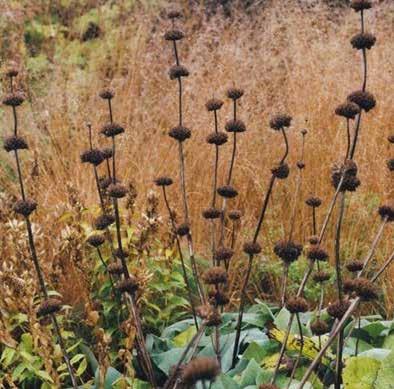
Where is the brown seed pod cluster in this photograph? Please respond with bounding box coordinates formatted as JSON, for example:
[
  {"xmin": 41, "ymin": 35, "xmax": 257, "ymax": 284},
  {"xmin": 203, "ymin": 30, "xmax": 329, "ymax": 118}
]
[
  {"xmin": 107, "ymin": 261, "xmax": 124, "ymax": 275},
  {"xmin": 286, "ymin": 296, "xmax": 308, "ymax": 313},
  {"xmin": 313, "ymin": 271, "xmax": 331, "ymax": 283},
  {"xmin": 226, "ymin": 87, "xmax": 244, "ymax": 100},
  {"xmin": 378, "ymin": 202, "xmax": 394, "ymax": 222},
  {"xmin": 217, "ymin": 185, "xmax": 238, "ymax": 199},
  {"xmin": 101, "ymin": 122, "xmax": 125, "ymax": 137},
  {"xmin": 307, "ymin": 246, "xmax": 329, "ymax": 262},
  {"xmin": 387, "ymin": 159, "xmax": 394, "ymax": 172},
  {"xmin": 2, "ymin": 92, "xmax": 25, "ymax": 107},
  {"xmin": 80, "ymin": 149, "xmax": 104, "ymax": 166},
  {"xmin": 269, "ymin": 114, "xmax": 292, "ymax": 130},
  {"xmin": 182, "ymin": 357, "xmax": 220, "ymax": 385},
  {"xmin": 164, "ymin": 29, "xmax": 185, "ymax": 41},
  {"xmin": 335, "ymin": 102, "xmax": 360, "ymax": 119},
  {"xmin": 176, "ymin": 222, "xmax": 190, "ymax": 236},
  {"xmin": 196, "ymin": 304, "xmax": 222, "ymax": 326},
  {"xmin": 208, "ymin": 290, "xmax": 229, "ymax": 306},
  {"xmin": 13, "ymin": 199, "xmax": 37, "ymax": 217},
  {"xmin": 351, "ymin": 32, "xmax": 376, "ymax": 50},
  {"xmin": 169, "ymin": 125, "xmax": 191, "ymax": 142},
  {"xmin": 108, "ymin": 183, "xmax": 128, "ymax": 199},
  {"xmin": 206, "ymin": 98, "xmax": 224, "ymax": 111},
  {"xmin": 347, "ymin": 90, "xmax": 376, "ymax": 112},
  {"xmin": 87, "ymin": 234, "xmax": 105, "ymax": 248},
  {"xmin": 327, "ymin": 299, "xmax": 351, "ymax": 319},
  {"xmin": 203, "ymin": 266, "xmax": 227, "ymax": 285},
  {"xmin": 116, "ymin": 276, "xmax": 139, "ymax": 294},
  {"xmin": 94, "ymin": 214, "xmax": 115, "ymax": 230},
  {"xmin": 243, "ymin": 241, "xmax": 262, "ymax": 255},
  {"xmin": 310, "ymin": 319, "xmax": 329, "ymax": 336},
  {"xmin": 346, "ymin": 260, "xmax": 364, "ymax": 273},
  {"xmin": 154, "ymin": 176, "xmax": 173, "ymax": 187},
  {"xmin": 228, "ymin": 210, "xmax": 242, "ymax": 221},
  {"xmin": 305, "ymin": 196, "xmax": 322, "ymax": 208},
  {"xmin": 206, "ymin": 132, "xmax": 228, "ymax": 146},
  {"xmin": 202, "ymin": 207, "xmax": 222, "ymax": 219},
  {"xmin": 214, "ymin": 247, "xmax": 234, "ymax": 262},
  {"xmin": 273, "ymin": 240, "xmax": 303, "ymax": 264},
  {"xmin": 99, "ymin": 88, "xmax": 115, "ymax": 100},
  {"xmin": 352, "ymin": 278, "xmax": 378, "ymax": 301},
  {"xmin": 169, "ymin": 65, "xmax": 190, "ymax": 80},
  {"xmin": 350, "ymin": 0, "xmax": 372, "ymax": 12},
  {"xmin": 37, "ymin": 298, "xmax": 62, "ymax": 317},
  {"xmin": 331, "ymin": 160, "xmax": 361, "ymax": 192},
  {"xmin": 271, "ymin": 162, "xmax": 290, "ymax": 179},
  {"xmin": 225, "ymin": 119, "xmax": 246, "ymax": 133},
  {"xmin": 3, "ymin": 135, "xmax": 29, "ymax": 152}
]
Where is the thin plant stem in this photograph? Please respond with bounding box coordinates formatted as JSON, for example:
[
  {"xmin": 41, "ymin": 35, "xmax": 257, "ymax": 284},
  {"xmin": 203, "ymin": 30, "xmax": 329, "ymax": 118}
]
[
  {"xmin": 334, "ymin": 192, "xmax": 346, "ymax": 301},
  {"xmin": 286, "ymin": 313, "xmax": 304, "ymax": 389},
  {"xmin": 280, "ymin": 264, "xmax": 289, "ymax": 307},
  {"xmin": 345, "ymin": 118, "xmax": 351, "ymax": 161}
]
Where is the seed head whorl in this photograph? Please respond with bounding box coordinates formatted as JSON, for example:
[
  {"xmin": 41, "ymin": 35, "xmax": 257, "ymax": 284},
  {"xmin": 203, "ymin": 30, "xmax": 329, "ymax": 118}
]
[
  {"xmin": 214, "ymin": 247, "xmax": 234, "ymax": 262},
  {"xmin": 350, "ymin": 0, "xmax": 372, "ymax": 12},
  {"xmin": 217, "ymin": 185, "xmax": 238, "ymax": 199},
  {"xmin": 169, "ymin": 65, "xmax": 190, "ymax": 80},
  {"xmin": 182, "ymin": 357, "xmax": 220, "ymax": 385},
  {"xmin": 225, "ymin": 119, "xmax": 246, "ymax": 133},
  {"xmin": 154, "ymin": 176, "xmax": 173, "ymax": 187},
  {"xmin": 335, "ymin": 102, "xmax": 360, "ymax": 119},
  {"xmin": 305, "ymin": 196, "xmax": 322, "ymax": 208},
  {"xmin": 3, "ymin": 135, "xmax": 28, "ymax": 152},
  {"xmin": 99, "ymin": 176, "xmax": 112, "ymax": 190},
  {"xmin": 228, "ymin": 210, "xmax": 242, "ymax": 221},
  {"xmin": 388, "ymin": 135, "xmax": 394, "ymax": 144},
  {"xmin": 274, "ymin": 240, "xmax": 303, "ymax": 264},
  {"xmin": 308, "ymin": 235, "xmax": 319, "ymax": 245},
  {"xmin": 307, "ymin": 246, "xmax": 329, "ymax": 262},
  {"xmin": 351, "ymin": 32, "xmax": 376, "ymax": 50},
  {"xmin": 86, "ymin": 234, "xmax": 105, "ymax": 248},
  {"xmin": 353, "ymin": 278, "xmax": 378, "ymax": 301},
  {"xmin": 99, "ymin": 88, "xmax": 115, "ymax": 100},
  {"xmin": 108, "ymin": 183, "xmax": 128, "ymax": 199},
  {"xmin": 226, "ymin": 87, "xmax": 244, "ymax": 100},
  {"xmin": 37, "ymin": 298, "xmax": 62, "ymax": 317},
  {"xmin": 313, "ymin": 271, "xmax": 331, "ymax": 283},
  {"xmin": 202, "ymin": 207, "xmax": 222, "ymax": 219},
  {"xmin": 107, "ymin": 261, "xmax": 124, "ymax": 275},
  {"xmin": 208, "ymin": 290, "xmax": 229, "ymax": 306},
  {"xmin": 269, "ymin": 114, "xmax": 292, "ymax": 130},
  {"xmin": 343, "ymin": 278, "xmax": 357, "ymax": 295},
  {"xmin": 347, "ymin": 90, "xmax": 376, "ymax": 112},
  {"xmin": 116, "ymin": 276, "xmax": 139, "ymax": 294},
  {"xmin": 310, "ymin": 319, "xmax": 329, "ymax": 336},
  {"xmin": 327, "ymin": 299, "xmax": 351, "ymax": 319},
  {"xmin": 101, "ymin": 122, "xmax": 125, "ymax": 137},
  {"xmin": 164, "ymin": 29, "xmax": 185, "ymax": 41},
  {"xmin": 2, "ymin": 91, "xmax": 25, "ymax": 107},
  {"xmin": 203, "ymin": 266, "xmax": 227, "ymax": 285},
  {"xmin": 387, "ymin": 159, "xmax": 394, "ymax": 172},
  {"xmin": 331, "ymin": 161, "xmax": 361, "ymax": 192},
  {"xmin": 378, "ymin": 202, "xmax": 394, "ymax": 222},
  {"xmin": 286, "ymin": 296, "xmax": 308, "ymax": 313},
  {"xmin": 206, "ymin": 132, "xmax": 228, "ymax": 146},
  {"xmin": 271, "ymin": 162, "xmax": 290, "ymax": 179},
  {"xmin": 176, "ymin": 222, "xmax": 190, "ymax": 236},
  {"xmin": 114, "ymin": 248, "xmax": 129, "ymax": 259},
  {"xmin": 94, "ymin": 214, "xmax": 115, "ymax": 230},
  {"xmin": 80, "ymin": 149, "xmax": 104, "ymax": 166},
  {"xmin": 13, "ymin": 199, "xmax": 37, "ymax": 217},
  {"xmin": 297, "ymin": 161, "xmax": 305, "ymax": 170},
  {"xmin": 346, "ymin": 260, "xmax": 364, "ymax": 272},
  {"xmin": 5, "ymin": 64, "xmax": 19, "ymax": 78},
  {"xmin": 243, "ymin": 241, "xmax": 262, "ymax": 255},
  {"xmin": 101, "ymin": 147, "xmax": 113, "ymax": 159},
  {"xmin": 167, "ymin": 8, "xmax": 182, "ymax": 19},
  {"xmin": 206, "ymin": 98, "xmax": 224, "ymax": 111},
  {"xmin": 169, "ymin": 125, "xmax": 191, "ymax": 142}
]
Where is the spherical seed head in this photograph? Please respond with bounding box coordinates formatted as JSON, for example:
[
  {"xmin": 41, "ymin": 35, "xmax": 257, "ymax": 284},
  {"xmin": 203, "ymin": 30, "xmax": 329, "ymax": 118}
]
[
  {"xmin": 307, "ymin": 246, "xmax": 329, "ymax": 262},
  {"xmin": 107, "ymin": 261, "xmax": 124, "ymax": 275},
  {"xmin": 343, "ymin": 278, "xmax": 357, "ymax": 295},
  {"xmin": 169, "ymin": 65, "xmax": 190, "ymax": 80},
  {"xmin": 101, "ymin": 147, "xmax": 113, "ymax": 159},
  {"xmin": 206, "ymin": 98, "xmax": 224, "ymax": 111},
  {"xmin": 308, "ymin": 235, "xmax": 319, "ymax": 245},
  {"xmin": 116, "ymin": 276, "xmax": 139, "ymax": 294},
  {"xmin": 274, "ymin": 240, "xmax": 303, "ymax": 264},
  {"xmin": 271, "ymin": 162, "xmax": 290, "ymax": 179},
  {"xmin": 310, "ymin": 319, "xmax": 329, "ymax": 336},
  {"xmin": 94, "ymin": 214, "xmax": 115, "ymax": 230},
  {"xmin": 114, "ymin": 248, "xmax": 129, "ymax": 259},
  {"xmin": 217, "ymin": 185, "xmax": 238, "ymax": 199},
  {"xmin": 154, "ymin": 176, "xmax": 173, "ymax": 187},
  {"xmin": 206, "ymin": 132, "xmax": 228, "ymax": 146},
  {"xmin": 101, "ymin": 122, "xmax": 125, "ymax": 137},
  {"xmin": 202, "ymin": 207, "xmax": 222, "ymax": 219},
  {"xmin": 167, "ymin": 8, "xmax": 182, "ymax": 19},
  {"xmin": 305, "ymin": 196, "xmax": 322, "ymax": 208},
  {"xmin": 335, "ymin": 102, "xmax": 360, "ymax": 119},
  {"xmin": 203, "ymin": 266, "xmax": 227, "ymax": 285},
  {"xmin": 196, "ymin": 304, "xmax": 222, "ymax": 326},
  {"xmin": 353, "ymin": 278, "xmax": 378, "ymax": 301},
  {"xmin": 243, "ymin": 241, "xmax": 262, "ymax": 255},
  {"xmin": 327, "ymin": 299, "xmax": 351, "ymax": 319},
  {"xmin": 228, "ymin": 210, "xmax": 242, "ymax": 221},
  {"xmin": 99, "ymin": 176, "xmax": 112, "ymax": 190},
  {"xmin": 2, "ymin": 92, "xmax": 25, "ymax": 107},
  {"xmin": 297, "ymin": 161, "xmax": 305, "ymax": 170},
  {"xmin": 37, "ymin": 298, "xmax": 62, "ymax": 317},
  {"xmin": 169, "ymin": 125, "xmax": 191, "ymax": 142},
  {"xmin": 182, "ymin": 357, "xmax": 220, "ymax": 385},
  {"xmin": 387, "ymin": 159, "xmax": 394, "ymax": 172},
  {"xmin": 214, "ymin": 247, "xmax": 234, "ymax": 262},
  {"xmin": 331, "ymin": 161, "xmax": 361, "ymax": 192},
  {"xmin": 99, "ymin": 88, "xmax": 114, "ymax": 100},
  {"xmin": 351, "ymin": 32, "xmax": 376, "ymax": 50},
  {"xmin": 350, "ymin": 0, "xmax": 372, "ymax": 12},
  {"xmin": 86, "ymin": 234, "xmax": 105, "ymax": 248},
  {"xmin": 3, "ymin": 135, "xmax": 28, "ymax": 152},
  {"xmin": 176, "ymin": 222, "xmax": 190, "ymax": 236},
  {"xmin": 313, "ymin": 271, "xmax": 331, "ymax": 283},
  {"xmin": 269, "ymin": 114, "xmax": 292, "ymax": 130},
  {"xmin": 108, "ymin": 183, "xmax": 128, "ymax": 199},
  {"xmin": 226, "ymin": 87, "xmax": 244, "ymax": 100},
  {"xmin": 13, "ymin": 199, "xmax": 37, "ymax": 217},
  {"xmin": 80, "ymin": 149, "xmax": 104, "ymax": 166},
  {"xmin": 286, "ymin": 296, "xmax": 308, "ymax": 314},
  {"xmin": 378, "ymin": 202, "xmax": 394, "ymax": 222},
  {"xmin": 208, "ymin": 290, "xmax": 229, "ymax": 306},
  {"xmin": 225, "ymin": 119, "xmax": 246, "ymax": 133},
  {"xmin": 5, "ymin": 63, "xmax": 19, "ymax": 78},
  {"xmin": 346, "ymin": 260, "xmax": 364, "ymax": 272},
  {"xmin": 388, "ymin": 135, "xmax": 394, "ymax": 144},
  {"xmin": 347, "ymin": 90, "xmax": 376, "ymax": 112},
  {"xmin": 164, "ymin": 29, "xmax": 185, "ymax": 41}
]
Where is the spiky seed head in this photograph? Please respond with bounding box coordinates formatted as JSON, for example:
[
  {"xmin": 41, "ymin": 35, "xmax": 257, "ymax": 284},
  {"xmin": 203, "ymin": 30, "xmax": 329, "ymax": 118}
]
[
  {"xmin": 86, "ymin": 234, "xmax": 105, "ymax": 248},
  {"xmin": 307, "ymin": 246, "xmax": 329, "ymax": 262},
  {"xmin": 217, "ymin": 185, "xmax": 238, "ymax": 199},
  {"xmin": 228, "ymin": 210, "xmax": 242, "ymax": 220},
  {"xmin": 80, "ymin": 149, "xmax": 104, "ymax": 166},
  {"xmin": 208, "ymin": 290, "xmax": 229, "ymax": 306},
  {"xmin": 327, "ymin": 299, "xmax": 351, "ymax": 319},
  {"xmin": 274, "ymin": 240, "xmax": 303, "ymax": 263},
  {"xmin": 108, "ymin": 183, "xmax": 128, "ymax": 199},
  {"xmin": 351, "ymin": 32, "xmax": 376, "ymax": 50},
  {"xmin": 297, "ymin": 161, "xmax": 305, "ymax": 170},
  {"xmin": 164, "ymin": 29, "xmax": 185, "ymax": 41},
  {"xmin": 196, "ymin": 304, "xmax": 222, "ymax": 326},
  {"xmin": 206, "ymin": 98, "xmax": 224, "ymax": 111},
  {"xmin": 353, "ymin": 278, "xmax": 378, "ymax": 301},
  {"xmin": 350, "ymin": 0, "xmax": 372, "ymax": 12},
  {"xmin": 388, "ymin": 135, "xmax": 394, "ymax": 144},
  {"xmin": 346, "ymin": 260, "xmax": 364, "ymax": 272},
  {"xmin": 182, "ymin": 357, "xmax": 220, "ymax": 385},
  {"xmin": 203, "ymin": 266, "xmax": 227, "ymax": 285},
  {"xmin": 116, "ymin": 276, "xmax": 139, "ymax": 294},
  {"xmin": 3, "ymin": 135, "xmax": 28, "ymax": 152},
  {"xmin": 347, "ymin": 90, "xmax": 376, "ymax": 112},
  {"xmin": 37, "ymin": 298, "xmax": 62, "ymax": 317},
  {"xmin": 13, "ymin": 199, "xmax": 37, "ymax": 217},
  {"xmin": 243, "ymin": 241, "xmax": 262, "ymax": 255},
  {"xmin": 387, "ymin": 159, "xmax": 394, "ymax": 171},
  {"xmin": 169, "ymin": 125, "xmax": 191, "ymax": 142},
  {"xmin": 271, "ymin": 162, "xmax": 290, "ymax": 179},
  {"xmin": 206, "ymin": 132, "xmax": 228, "ymax": 146},
  {"xmin": 343, "ymin": 159, "xmax": 358, "ymax": 176},
  {"xmin": 101, "ymin": 122, "xmax": 125, "ymax": 137},
  {"xmin": 176, "ymin": 223, "xmax": 190, "ymax": 236},
  {"xmin": 169, "ymin": 65, "xmax": 189, "ymax": 80},
  {"xmin": 99, "ymin": 176, "xmax": 112, "ymax": 190},
  {"xmin": 107, "ymin": 261, "xmax": 124, "ymax": 275},
  {"xmin": 335, "ymin": 102, "xmax": 360, "ymax": 119},
  {"xmin": 269, "ymin": 114, "xmax": 292, "ymax": 130},
  {"xmin": 378, "ymin": 202, "xmax": 394, "ymax": 222},
  {"xmin": 5, "ymin": 64, "xmax": 19, "ymax": 78},
  {"xmin": 226, "ymin": 87, "xmax": 244, "ymax": 100},
  {"xmin": 331, "ymin": 161, "xmax": 361, "ymax": 192},
  {"xmin": 214, "ymin": 247, "xmax": 234, "ymax": 262},
  {"xmin": 310, "ymin": 319, "xmax": 329, "ymax": 336},
  {"xmin": 305, "ymin": 196, "xmax": 322, "ymax": 208},
  {"xmin": 343, "ymin": 278, "xmax": 357, "ymax": 295},
  {"xmin": 202, "ymin": 207, "xmax": 222, "ymax": 219},
  {"xmin": 286, "ymin": 296, "xmax": 308, "ymax": 313},
  {"xmin": 101, "ymin": 147, "xmax": 113, "ymax": 159},
  {"xmin": 2, "ymin": 92, "xmax": 25, "ymax": 107},
  {"xmin": 225, "ymin": 119, "xmax": 246, "ymax": 133},
  {"xmin": 114, "ymin": 248, "xmax": 129, "ymax": 259},
  {"xmin": 154, "ymin": 176, "xmax": 173, "ymax": 186},
  {"xmin": 99, "ymin": 88, "xmax": 114, "ymax": 100},
  {"xmin": 94, "ymin": 214, "xmax": 115, "ymax": 230},
  {"xmin": 313, "ymin": 271, "xmax": 331, "ymax": 283},
  {"xmin": 167, "ymin": 9, "xmax": 182, "ymax": 19}
]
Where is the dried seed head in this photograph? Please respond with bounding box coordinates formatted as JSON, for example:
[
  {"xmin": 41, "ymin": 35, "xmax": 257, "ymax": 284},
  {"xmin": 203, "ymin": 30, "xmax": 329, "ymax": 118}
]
[
  {"xmin": 225, "ymin": 119, "xmax": 246, "ymax": 133},
  {"xmin": 99, "ymin": 88, "xmax": 114, "ymax": 100},
  {"xmin": 214, "ymin": 247, "xmax": 234, "ymax": 262},
  {"xmin": 176, "ymin": 222, "xmax": 190, "ymax": 236},
  {"xmin": 343, "ymin": 278, "xmax": 357, "ymax": 295},
  {"xmin": 108, "ymin": 183, "xmax": 128, "ymax": 199},
  {"xmin": 305, "ymin": 196, "xmax": 322, "ymax": 208},
  {"xmin": 107, "ymin": 261, "xmax": 124, "ymax": 275},
  {"xmin": 169, "ymin": 65, "xmax": 190, "ymax": 80},
  {"xmin": 269, "ymin": 114, "xmax": 292, "ymax": 130},
  {"xmin": 297, "ymin": 161, "xmax": 305, "ymax": 170},
  {"xmin": 116, "ymin": 276, "xmax": 139, "ymax": 294},
  {"xmin": 308, "ymin": 235, "xmax": 319, "ymax": 245},
  {"xmin": 327, "ymin": 299, "xmax": 351, "ymax": 319},
  {"xmin": 94, "ymin": 214, "xmax": 115, "ymax": 230},
  {"xmin": 2, "ymin": 92, "xmax": 25, "ymax": 107},
  {"xmin": 274, "ymin": 240, "xmax": 303, "ymax": 263},
  {"xmin": 37, "ymin": 298, "xmax": 62, "ymax": 317},
  {"xmin": 352, "ymin": 278, "xmax": 378, "ymax": 301},
  {"xmin": 167, "ymin": 9, "xmax": 182, "ymax": 19},
  {"xmin": 3, "ymin": 135, "xmax": 28, "ymax": 152},
  {"xmin": 347, "ymin": 90, "xmax": 376, "ymax": 112},
  {"xmin": 101, "ymin": 147, "xmax": 113, "ymax": 159},
  {"xmin": 203, "ymin": 266, "xmax": 227, "ymax": 285},
  {"xmin": 101, "ymin": 122, "xmax": 125, "ymax": 137},
  {"xmin": 182, "ymin": 357, "xmax": 220, "ymax": 385},
  {"xmin": 114, "ymin": 248, "xmax": 129, "ymax": 259},
  {"xmin": 271, "ymin": 162, "xmax": 290, "ymax": 179},
  {"xmin": 86, "ymin": 234, "xmax": 105, "ymax": 248},
  {"xmin": 388, "ymin": 135, "xmax": 394, "ymax": 144},
  {"xmin": 351, "ymin": 32, "xmax": 376, "ymax": 50},
  {"xmin": 346, "ymin": 260, "xmax": 364, "ymax": 272},
  {"xmin": 307, "ymin": 246, "xmax": 329, "ymax": 262},
  {"xmin": 226, "ymin": 87, "xmax": 244, "ymax": 100},
  {"xmin": 335, "ymin": 102, "xmax": 360, "ymax": 119},
  {"xmin": 206, "ymin": 98, "xmax": 224, "ymax": 111},
  {"xmin": 154, "ymin": 176, "xmax": 173, "ymax": 187},
  {"xmin": 13, "ymin": 199, "xmax": 37, "ymax": 217},
  {"xmin": 228, "ymin": 210, "xmax": 242, "ymax": 220},
  {"xmin": 206, "ymin": 131, "xmax": 228, "ymax": 146},
  {"xmin": 387, "ymin": 159, "xmax": 394, "ymax": 171},
  {"xmin": 310, "ymin": 319, "xmax": 329, "ymax": 336},
  {"xmin": 313, "ymin": 271, "xmax": 331, "ymax": 283},
  {"xmin": 243, "ymin": 241, "xmax": 262, "ymax": 255},
  {"xmin": 217, "ymin": 185, "xmax": 238, "ymax": 199},
  {"xmin": 99, "ymin": 176, "xmax": 112, "ymax": 190},
  {"xmin": 202, "ymin": 207, "xmax": 222, "ymax": 219},
  {"xmin": 80, "ymin": 149, "xmax": 104, "ymax": 166},
  {"xmin": 5, "ymin": 64, "xmax": 19, "ymax": 78},
  {"xmin": 350, "ymin": 0, "xmax": 372, "ymax": 12},
  {"xmin": 196, "ymin": 304, "xmax": 222, "ymax": 326},
  {"xmin": 378, "ymin": 202, "xmax": 394, "ymax": 222},
  {"xmin": 164, "ymin": 29, "xmax": 185, "ymax": 41},
  {"xmin": 331, "ymin": 161, "xmax": 361, "ymax": 192},
  {"xmin": 208, "ymin": 290, "xmax": 229, "ymax": 306},
  {"xmin": 169, "ymin": 125, "xmax": 191, "ymax": 142},
  {"xmin": 286, "ymin": 296, "xmax": 308, "ymax": 313}
]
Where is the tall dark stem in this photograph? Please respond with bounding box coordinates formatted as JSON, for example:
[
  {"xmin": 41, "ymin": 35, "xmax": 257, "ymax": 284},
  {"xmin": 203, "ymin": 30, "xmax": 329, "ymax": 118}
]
[{"xmin": 286, "ymin": 313, "xmax": 304, "ymax": 388}]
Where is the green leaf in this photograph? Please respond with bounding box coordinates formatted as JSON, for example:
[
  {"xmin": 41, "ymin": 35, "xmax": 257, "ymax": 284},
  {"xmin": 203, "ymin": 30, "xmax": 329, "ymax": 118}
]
[
  {"xmin": 172, "ymin": 325, "xmax": 196, "ymax": 347},
  {"xmin": 76, "ymin": 358, "xmax": 87, "ymax": 376},
  {"xmin": 359, "ymin": 348, "xmax": 391, "ymax": 361},
  {"xmin": 79, "ymin": 343, "xmax": 99, "ymax": 374},
  {"xmin": 36, "ymin": 369, "xmax": 54, "ymax": 383},
  {"xmin": 239, "ymin": 359, "xmax": 262, "ymax": 386},
  {"xmin": 104, "ymin": 366, "xmax": 123, "ymax": 388},
  {"xmin": 211, "ymin": 373, "xmax": 241, "ymax": 389},
  {"xmin": 362, "ymin": 322, "xmax": 387, "ymax": 339},
  {"xmin": 342, "ymin": 356, "xmax": 381, "ymax": 389},
  {"xmin": 1, "ymin": 347, "xmax": 16, "ymax": 368},
  {"xmin": 375, "ymin": 351, "xmax": 394, "ymax": 388},
  {"xmin": 20, "ymin": 333, "xmax": 33, "ymax": 354},
  {"xmin": 151, "ymin": 348, "xmax": 184, "ymax": 375}
]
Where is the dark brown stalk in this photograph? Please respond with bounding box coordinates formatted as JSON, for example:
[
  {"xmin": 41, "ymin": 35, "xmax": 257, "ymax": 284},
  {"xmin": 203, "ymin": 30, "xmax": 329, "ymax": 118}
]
[
  {"xmin": 280, "ymin": 264, "xmax": 289, "ymax": 307},
  {"xmin": 345, "ymin": 118, "xmax": 351, "ymax": 161},
  {"xmin": 286, "ymin": 313, "xmax": 304, "ymax": 389}
]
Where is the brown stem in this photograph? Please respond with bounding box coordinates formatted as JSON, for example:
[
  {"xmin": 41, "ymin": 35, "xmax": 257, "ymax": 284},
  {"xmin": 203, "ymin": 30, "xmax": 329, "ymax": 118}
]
[
  {"xmin": 286, "ymin": 313, "xmax": 304, "ymax": 389},
  {"xmin": 334, "ymin": 192, "xmax": 346, "ymax": 301},
  {"xmin": 280, "ymin": 263, "xmax": 289, "ymax": 307}
]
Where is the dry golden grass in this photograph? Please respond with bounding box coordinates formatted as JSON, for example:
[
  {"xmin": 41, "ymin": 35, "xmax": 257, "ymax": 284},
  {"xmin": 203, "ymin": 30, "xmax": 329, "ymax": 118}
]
[{"xmin": 1, "ymin": 1, "xmax": 393, "ymax": 309}]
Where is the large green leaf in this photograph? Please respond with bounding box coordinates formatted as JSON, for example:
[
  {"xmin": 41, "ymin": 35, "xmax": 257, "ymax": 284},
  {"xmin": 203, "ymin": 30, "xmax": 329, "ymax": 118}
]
[
  {"xmin": 343, "ymin": 356, "xmax": 381, "ymax": 389},
  {"xmin": 211, "ymin": 373, "xmax": 240, "ymax": 389},
  {"xmin": 375, "ymin": 351, "xmax": 394, "ymax": 388},
  {"xmin": 238, "ymin": 359, "xmax": 262, "ymax": 386},
  {"xmin": 172, "ymin": 325, "xmax": 196, "ymax": 347}
]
